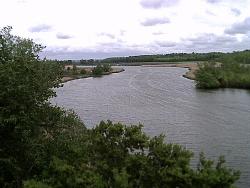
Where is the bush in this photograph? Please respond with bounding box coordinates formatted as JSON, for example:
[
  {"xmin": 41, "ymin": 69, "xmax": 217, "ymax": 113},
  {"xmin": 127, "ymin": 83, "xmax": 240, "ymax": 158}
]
[
  {"xmin": 80, "ymin": 68, "xmax": 87, "ymax": 74},
  {"xmin": 195, "ymin": 62, "xmax": 250, "ymax": 89},
  {"xmin": 92, "ymin": 64, "xmax": 104, "ymax": 76},
  {"xmin": 72, "ymin": 65, "xmax": 78, "ymax": 75},
  {"xmin": 102, "ymin": 64, "xmax": 111, "ymax": 72},
  {"xmin": 85, "ymin": 121, "xmax": 240, "ymax": 188},
  {"xmin": 92, "ymin": 64, "xmax": 112, "ymax": 76}
]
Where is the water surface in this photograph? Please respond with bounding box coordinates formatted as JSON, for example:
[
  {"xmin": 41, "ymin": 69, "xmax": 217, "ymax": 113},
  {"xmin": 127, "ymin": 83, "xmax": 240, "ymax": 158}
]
[{"xmin": 53, "ymin": 66, "xmax": 250, "ymax": 187}]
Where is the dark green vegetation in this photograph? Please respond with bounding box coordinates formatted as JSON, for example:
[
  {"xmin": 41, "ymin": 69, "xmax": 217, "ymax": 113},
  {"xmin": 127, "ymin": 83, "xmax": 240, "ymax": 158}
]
[
  {"xmin": 220, "ymin": 50, "xmax": 250, "ymax": 64},
  {"xmin": 100, "ymin": 53, "xmax": 222, "ymax": 64},
  {"xmin": 63, "ymin": 65, "xmax": 90, "ymax": 79},
  {"xmin": 57, "ymin": 50, "xmax": 250, "ymax": 67},
  {"xmin": 99, "ymin": 50, "xmax": 250, "ymax": 65},
  {"xmin": 0, "ymin": 26, "xmax": 240, "ymax": 187},
  {"xmin": 195, "ymin": 61, "xmax": 250, "ymax": 89},
  {"xmin": 63, "ymin": 64, "xmax": 112, "ymax": 80},
  {"xmin": 63, "ymin": 53, "xmax": 222, "ymax": 66},
  {"xmin": 92, "ymin": 64, "xmax": 112, "ymax": 76}
]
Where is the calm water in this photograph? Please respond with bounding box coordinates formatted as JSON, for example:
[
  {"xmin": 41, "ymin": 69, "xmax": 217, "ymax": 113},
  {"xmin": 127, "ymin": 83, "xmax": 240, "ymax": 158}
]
[{"xmin": 53, "ymin": 66, "xmax": 250, "ymax": 187}]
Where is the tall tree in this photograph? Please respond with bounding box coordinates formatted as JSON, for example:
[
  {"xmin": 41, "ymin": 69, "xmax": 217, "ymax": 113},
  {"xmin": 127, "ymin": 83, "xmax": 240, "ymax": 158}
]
[{"xmin": 0, "ymin": 26, "xmax": 63, "ymax": 187}]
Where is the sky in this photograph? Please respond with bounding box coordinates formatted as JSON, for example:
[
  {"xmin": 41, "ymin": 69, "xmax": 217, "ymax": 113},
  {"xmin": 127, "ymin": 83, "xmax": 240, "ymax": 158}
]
[{"xmin": 1, "ymin": 0, "xmax": 250, "ymax": 59}]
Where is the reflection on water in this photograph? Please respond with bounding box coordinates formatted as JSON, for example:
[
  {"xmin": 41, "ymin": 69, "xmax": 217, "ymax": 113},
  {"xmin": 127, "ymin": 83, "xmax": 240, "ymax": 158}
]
[{"xmin": 53, "ymin": 66, "xmax": 250, "ymax": 187}]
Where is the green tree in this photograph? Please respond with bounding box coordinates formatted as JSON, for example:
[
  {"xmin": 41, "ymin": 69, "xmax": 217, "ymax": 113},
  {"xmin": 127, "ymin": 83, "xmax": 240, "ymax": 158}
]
[
  {"xmin": 92, "ymin": 64, "xmax": 104, "ymax": 76},
  {"xmin": 0, "ymin": 26, "xmax": 63, "ymax": 187},
  {"xmin": 80, "ymin": 68, "xmax": 87, "ymax": 74},
  {"xmin": 85, "ymin": 121, "xmax": 240, "ymax": 188},
  {"xmin": 195, "ymin": 61, "xmax": 250, "ymax": 89},
  {"xmin": 72, "ymin": 64, "xmax": 77, "ymax": 75},
  {"xmin": 102, "ymin": 64, "xmax": 111, "ymax": 72}
]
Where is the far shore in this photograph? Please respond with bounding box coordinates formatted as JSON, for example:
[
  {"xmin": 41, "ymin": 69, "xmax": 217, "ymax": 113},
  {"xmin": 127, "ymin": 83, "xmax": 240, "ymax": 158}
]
[
  {"xmin": 142, "ymin": 63, "xmax": 199, "ymax": 80},
  {"xmin": 62, "ymin": 63, "xmax": 198, "ymax": 83},
  {"xmin": 62, "ymin": 67, "xmax": 125, "ymax": 83}
]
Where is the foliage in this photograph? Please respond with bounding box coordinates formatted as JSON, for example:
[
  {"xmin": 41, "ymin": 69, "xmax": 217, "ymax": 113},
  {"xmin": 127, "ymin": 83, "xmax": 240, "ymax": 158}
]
[
  {"xmin": 82, "ymin": 121, "xmax": 240, "ymax": 188},
  {"xmin": 102, "ymin": 64, "xmax": 111, "ymax": 72},
  {"xmin": 24, "ymin": 180, "xmax": 52, "ymax": 188},
  {"xmin": 219, "ymin": 50, "xmax": 250, "ymax": 64},
  {"xmin": 99, "ymin": 52, "xmax": 223, "ymax": 64},
  {"xmin": 92, "ymin": 64, "xmax": 112, "ymax": 76},
  {"xmin": 55, "ymin": 50, "xmax": 250, "ymax": 66},
  {"xmin": 80, "ymin": 68, "xmax": 87, "ymax": 74},
  {"xmin": 0, "ymin": 26, "xmax": 63, "ymax": 187},
  {"xmin": 92, "ymin": 64, "xmax": 104, "ymax": 76},
  {"xmin": 100, "ymin": 51, "xmax": 250, "ymax": 65},
  {"xmin": 72, "ymin": 64, "xmax": 77, "ymax": 75},
  {"xmin": 0, "ymin": 26, "xmax": 240, "ymax": 187},
  {"xmin": 195, "ymin": 62, "xmax": 250, "ymax": 89},
  {"xmin": 24, "ymin": 120, "xmax": 239, "ymax": 188}
]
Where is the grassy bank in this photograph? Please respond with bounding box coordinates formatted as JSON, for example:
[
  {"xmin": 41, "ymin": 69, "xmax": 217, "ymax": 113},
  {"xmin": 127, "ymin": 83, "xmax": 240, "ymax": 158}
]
[{"xmin": 195, "ymin": 62, "xmax": 250, "ymax": 89}]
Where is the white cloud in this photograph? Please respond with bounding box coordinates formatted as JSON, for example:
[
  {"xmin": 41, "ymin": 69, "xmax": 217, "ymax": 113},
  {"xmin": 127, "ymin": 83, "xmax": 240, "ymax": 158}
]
[
  {"xmin": 156, "ymin": 41, "xmax": 176, "ymax": 47},
  {"xmin": 56, "ymin": 33, "xmax": 73, "ymax": 39},
  {"xmin": 231, "ymin": 8, "xmax": 241, "ymax": 16},
  {"xmin": 98, "ymin": 32, "xmax": 116, "ymax": 39},
  {"xmin": 140, "ymin": 0, "xmax": 179, "ymax": 9},
  {"xmin": 141, "ymin": 17, "xmax": 170, "ymax": 26},
  {"xmin": 225, "ymin": 17, "xmax": 250, "ymax": 35},
  {"xmin": 206, "ymin": 0, "xmax": 221, "ymax": 4},
  {"xmin": 0, "ymin": 0, "xmax": 250, "ymax": 59},
  {"xmin": 29, "ymin": 24, "xmax": 52, "ymax": 33}
]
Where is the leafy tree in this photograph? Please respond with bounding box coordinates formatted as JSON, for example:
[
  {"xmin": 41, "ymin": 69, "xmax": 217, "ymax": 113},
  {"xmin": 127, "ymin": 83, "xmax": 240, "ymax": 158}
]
[
  {"xmin": 92, "ymin": 64, "xmax": 104, "ymax": 76},
  {"xmin": 195, "ymin": 62, "xmax": 250, "ymax": 89},
  {"xmin": 92, "ymin": 64, "xmax": 112, "ymax": 76},
  {"xmin": 83, "ymin": 121, "xmax": 240, "ymax": 188},
  {"xmin": 102, "ymin": 64, "xmax": 111, "ymax": 72},
  {"xmin": 80, "ymin": 68, "xmax": 87, "ymax": 74},
  {"xmin": 72, "ymin": 64, "xmax": 77, "ymax": 75},
  {"xmin": 0, "ymin": 26, "xmax": 63, "ymax": 187}
]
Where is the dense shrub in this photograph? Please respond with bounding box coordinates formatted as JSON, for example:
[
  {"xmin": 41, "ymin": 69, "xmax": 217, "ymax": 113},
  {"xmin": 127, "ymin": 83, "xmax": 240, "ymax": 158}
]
[
  {"xmin": 195, "ymin": 62, "xmax": 250, "ymax": 89},
  {"xmin": 92, "ymin": 64, "xmax": 112, "ymax": 76},
  {"xmin": 80, "ymin": 68, "xmax": 87, "ymax": 74}
]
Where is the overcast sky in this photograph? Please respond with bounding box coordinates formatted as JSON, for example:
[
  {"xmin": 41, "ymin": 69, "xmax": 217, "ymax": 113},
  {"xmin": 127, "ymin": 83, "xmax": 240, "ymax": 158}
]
[{"xmin": 1, "ymin": 0, "xmax": 250, "ymax": 59}]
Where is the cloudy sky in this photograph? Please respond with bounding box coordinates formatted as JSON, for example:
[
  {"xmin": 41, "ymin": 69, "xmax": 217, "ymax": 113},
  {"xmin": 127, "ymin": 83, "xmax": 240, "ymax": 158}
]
[{"xmin": 1, "ymin": 0, "xmax": 250, "ymax": 59}]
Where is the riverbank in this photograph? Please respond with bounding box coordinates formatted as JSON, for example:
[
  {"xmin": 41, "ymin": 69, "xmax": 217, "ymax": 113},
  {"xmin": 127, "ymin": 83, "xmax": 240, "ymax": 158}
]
[
  {"xmin": 142, "ymin": 63, "xmax": 199, "ymax": 80},
  {"xmin": 62, "ymin": 67, "xmax": 125, "ymax": 83}
]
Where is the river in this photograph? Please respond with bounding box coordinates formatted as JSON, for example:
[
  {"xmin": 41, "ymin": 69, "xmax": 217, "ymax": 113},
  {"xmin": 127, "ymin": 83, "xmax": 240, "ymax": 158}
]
[{"xmin": 53, "ymin": 66, "xmax": 250, "ymax": 187}]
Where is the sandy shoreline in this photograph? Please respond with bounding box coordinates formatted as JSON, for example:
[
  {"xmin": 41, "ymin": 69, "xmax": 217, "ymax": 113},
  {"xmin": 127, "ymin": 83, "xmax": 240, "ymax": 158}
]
[
  {"xmin": 62, "ymin": 67, "xmax": 125, "ymax": 83},
  {"xmin": 62, "ymin": 63, "xmax": 198, "ymax": 83},
  {"xmin": 142, "ymin": 63, "xmax": 199, "ymax": 80}
]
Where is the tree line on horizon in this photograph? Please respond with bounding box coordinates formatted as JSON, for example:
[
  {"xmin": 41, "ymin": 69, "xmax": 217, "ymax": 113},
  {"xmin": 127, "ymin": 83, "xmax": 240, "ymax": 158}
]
[{"xmin": 54, "ymin": 50, "xmax": 250, "ymax": 65}]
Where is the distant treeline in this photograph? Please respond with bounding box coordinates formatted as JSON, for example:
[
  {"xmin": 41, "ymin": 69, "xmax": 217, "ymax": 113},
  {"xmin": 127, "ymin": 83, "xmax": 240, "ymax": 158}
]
[
  {"xmin": 101, "ymin": 52, "xmax": 222, "ymax": 64},
  {"xmin": 55, "ymin": 50, "xmax": 250, "ymax": 65}
]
